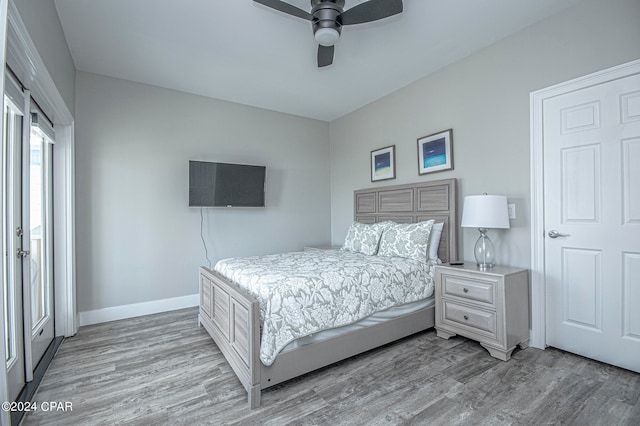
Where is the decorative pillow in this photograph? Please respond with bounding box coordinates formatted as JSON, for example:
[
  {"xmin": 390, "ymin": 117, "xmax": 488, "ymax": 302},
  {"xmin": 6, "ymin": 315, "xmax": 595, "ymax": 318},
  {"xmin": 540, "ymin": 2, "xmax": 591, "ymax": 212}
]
[
  {"xmin": 378, "ymin": 220, "xmax": 435, "ymax": 262},
  {"xmin": 371, "ymin": 221, "xmax": 394, "ymax": 234},
  {"xmin": 428, "ymin": 222, "xmax": 444, "ymax": 260},
  {"xmin": 341, "ymin": 222, "xmax": 384, "ymax": 255}
]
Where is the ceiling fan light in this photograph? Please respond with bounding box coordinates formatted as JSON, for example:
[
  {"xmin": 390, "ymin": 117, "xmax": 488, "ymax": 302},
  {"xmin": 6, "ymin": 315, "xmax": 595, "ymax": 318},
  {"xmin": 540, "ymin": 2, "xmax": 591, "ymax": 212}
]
[{"xmin": 314, "ymin": 27, "xmax": 339, "ymax": 46}]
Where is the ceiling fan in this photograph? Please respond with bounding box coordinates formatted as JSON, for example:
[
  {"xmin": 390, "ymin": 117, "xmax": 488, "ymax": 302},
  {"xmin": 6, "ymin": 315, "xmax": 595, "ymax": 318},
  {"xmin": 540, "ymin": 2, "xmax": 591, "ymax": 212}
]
[{"xmin": 254, "ymin": 0, "xmax": 403, "ymax": 67}]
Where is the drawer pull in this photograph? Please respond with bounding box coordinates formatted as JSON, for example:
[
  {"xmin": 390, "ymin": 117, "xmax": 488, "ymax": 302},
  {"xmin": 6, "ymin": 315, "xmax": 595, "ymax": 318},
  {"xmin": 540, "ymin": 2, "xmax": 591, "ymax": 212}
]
[
  {"xmin": 463, "ymin": 288, "xmax": 469, "ymax": 293},
  {"xmin": 463, "ymin": 315, "xmax": 469, "ymax": 320}
]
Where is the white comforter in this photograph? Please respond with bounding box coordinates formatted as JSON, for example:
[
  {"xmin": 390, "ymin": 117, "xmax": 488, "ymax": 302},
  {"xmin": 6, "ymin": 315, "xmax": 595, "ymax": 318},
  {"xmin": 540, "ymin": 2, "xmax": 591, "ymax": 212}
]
[{"xmin": 214, "ymin": 250, "xmax": 436, "ymax": 366}]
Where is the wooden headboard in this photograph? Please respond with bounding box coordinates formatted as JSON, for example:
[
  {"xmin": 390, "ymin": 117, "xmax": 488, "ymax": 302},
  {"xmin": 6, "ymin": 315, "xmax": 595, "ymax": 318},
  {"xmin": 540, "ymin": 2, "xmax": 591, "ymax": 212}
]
[{"xmin": 353, "ymin": 178, "xmax": 457, "ymax": 263}]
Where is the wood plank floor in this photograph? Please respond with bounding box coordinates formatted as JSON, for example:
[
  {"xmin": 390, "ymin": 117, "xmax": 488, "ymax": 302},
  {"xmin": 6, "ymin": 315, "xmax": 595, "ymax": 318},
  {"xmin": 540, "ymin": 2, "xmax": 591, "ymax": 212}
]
[{"xmin": 22, "ymin": 308, "xmax": 640, "ymax": 425}]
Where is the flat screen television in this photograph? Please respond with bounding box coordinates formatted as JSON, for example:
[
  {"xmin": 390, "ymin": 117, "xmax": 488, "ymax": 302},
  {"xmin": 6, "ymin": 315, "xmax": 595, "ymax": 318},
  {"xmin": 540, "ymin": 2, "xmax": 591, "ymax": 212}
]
[{"xmin": 189, "ymin": 161, "xmax": 266, "ymax": 207}]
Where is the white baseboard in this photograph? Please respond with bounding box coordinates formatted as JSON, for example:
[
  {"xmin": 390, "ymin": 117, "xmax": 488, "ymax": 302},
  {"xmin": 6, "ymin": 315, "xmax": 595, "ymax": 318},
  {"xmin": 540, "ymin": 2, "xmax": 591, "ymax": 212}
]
[{"xmin": 78, "ymin": 293, "xmax": 199, "ymax": 327}]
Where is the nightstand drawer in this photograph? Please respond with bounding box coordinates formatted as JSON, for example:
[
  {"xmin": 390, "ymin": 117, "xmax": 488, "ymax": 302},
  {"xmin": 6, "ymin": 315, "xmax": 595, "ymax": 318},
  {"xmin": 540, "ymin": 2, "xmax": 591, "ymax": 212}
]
[
  {"xmin": 442, "ymin": 300, "xmax": 497, "ymax": 336},
  {"xmin": 442, "ymin": 274, "xmax": 495, "ymax": 305},
  {"xmin": 435, "ymin": 264, "xmax": 529, "ymax": 361}
]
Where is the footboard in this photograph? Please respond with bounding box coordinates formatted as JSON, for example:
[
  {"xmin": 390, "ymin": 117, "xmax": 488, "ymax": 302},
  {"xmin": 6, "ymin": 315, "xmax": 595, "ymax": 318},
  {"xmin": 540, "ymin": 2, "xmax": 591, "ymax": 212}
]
[{"xmin": 198, "ymin": 267, "xmax": 262, "ymax": 407}]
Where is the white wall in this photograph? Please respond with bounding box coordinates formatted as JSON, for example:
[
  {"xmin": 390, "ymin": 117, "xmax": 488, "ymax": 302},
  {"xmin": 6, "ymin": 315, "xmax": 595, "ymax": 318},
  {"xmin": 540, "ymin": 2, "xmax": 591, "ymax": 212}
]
[
  {"xmin": 75, "ymin": 72, "xmax": 330, "ymax": 312},
  {"xmin": 329, "ymin": 0, "xmax": 640, "ymax": 268}
]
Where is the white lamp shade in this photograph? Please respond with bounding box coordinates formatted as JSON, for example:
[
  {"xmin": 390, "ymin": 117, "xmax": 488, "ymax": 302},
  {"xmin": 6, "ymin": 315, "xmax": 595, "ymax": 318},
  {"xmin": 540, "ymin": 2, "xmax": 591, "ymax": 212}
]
[
  {"xmin": 315, "ymin": 28, "xmax": 340, "ymax": 46},
  {"xmin": 461, "ymin": 195, "xmax": 510, "ymax": 229}
]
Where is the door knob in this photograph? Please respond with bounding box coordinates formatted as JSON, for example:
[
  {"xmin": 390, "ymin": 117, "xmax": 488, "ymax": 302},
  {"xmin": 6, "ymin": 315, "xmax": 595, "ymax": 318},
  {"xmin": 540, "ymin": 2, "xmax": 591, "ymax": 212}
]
[
  {"xmin": 16, "ymin": 248, "xmax": 30, "ymax": 258},
  {"xmin": 548, "ymin": 230, "xmax": 570, "ymax": 239}
]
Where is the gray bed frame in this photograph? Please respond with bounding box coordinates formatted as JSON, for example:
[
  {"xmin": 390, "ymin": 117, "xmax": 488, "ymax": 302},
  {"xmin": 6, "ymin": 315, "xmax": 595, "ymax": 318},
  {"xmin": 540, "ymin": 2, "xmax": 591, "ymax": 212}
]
[{"xmin": 198, "ymin": 178, "xmax": 457, "ymax": 408}]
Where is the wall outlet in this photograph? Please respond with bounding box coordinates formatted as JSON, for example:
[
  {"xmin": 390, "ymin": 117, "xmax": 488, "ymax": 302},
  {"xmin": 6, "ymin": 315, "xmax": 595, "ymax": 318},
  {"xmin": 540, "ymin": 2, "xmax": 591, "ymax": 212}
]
[{"xmin": 508, "ymin": 203, "xmax": 516, "ymax": 219}]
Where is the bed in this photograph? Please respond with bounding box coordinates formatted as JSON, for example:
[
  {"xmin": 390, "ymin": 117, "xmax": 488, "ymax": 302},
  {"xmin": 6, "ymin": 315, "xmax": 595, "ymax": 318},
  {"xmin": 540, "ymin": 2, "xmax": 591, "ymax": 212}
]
[{"xmin": 198, "ymin": 178, "xmax": 457, "ymax": 408}]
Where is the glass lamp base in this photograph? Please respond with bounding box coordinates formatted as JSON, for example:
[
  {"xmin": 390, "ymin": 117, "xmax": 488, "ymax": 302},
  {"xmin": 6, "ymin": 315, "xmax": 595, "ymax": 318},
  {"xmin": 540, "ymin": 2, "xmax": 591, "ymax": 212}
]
[{"xmin": 474, "ymin": 228, "xmax": 496, "ymax": 269}]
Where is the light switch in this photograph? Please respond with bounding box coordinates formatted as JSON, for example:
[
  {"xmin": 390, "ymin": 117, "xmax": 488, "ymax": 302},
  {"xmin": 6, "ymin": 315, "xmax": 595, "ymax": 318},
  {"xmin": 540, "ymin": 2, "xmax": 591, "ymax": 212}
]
[{"xmin": 508, "ymin": 203, "xmax": 516, "ymax": 219}]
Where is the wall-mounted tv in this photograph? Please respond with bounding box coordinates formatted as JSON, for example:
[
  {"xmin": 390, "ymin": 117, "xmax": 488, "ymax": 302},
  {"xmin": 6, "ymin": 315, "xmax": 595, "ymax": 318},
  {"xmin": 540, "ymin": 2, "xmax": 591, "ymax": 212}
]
[{"xmin": 189, "ymin": 161, "xmax": 266, "ymax": 207}]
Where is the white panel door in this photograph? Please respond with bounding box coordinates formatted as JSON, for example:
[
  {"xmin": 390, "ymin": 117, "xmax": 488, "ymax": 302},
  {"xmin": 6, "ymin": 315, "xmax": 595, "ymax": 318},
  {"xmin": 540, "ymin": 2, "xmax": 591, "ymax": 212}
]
[{"xmin": 544, "ymin": 73, "xmax": 640, "ymax": 373}]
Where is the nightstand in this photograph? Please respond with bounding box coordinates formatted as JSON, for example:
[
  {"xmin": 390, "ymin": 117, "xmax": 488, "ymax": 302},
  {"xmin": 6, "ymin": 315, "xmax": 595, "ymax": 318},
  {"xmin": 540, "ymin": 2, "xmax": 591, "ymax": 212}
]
[
  {"xmin": 303, "ymin": 245, "xmax": 341, "ymax": 252},
  {"xmin": 434, "ymin": 263, "xmax": 529, "ymax": 361}
]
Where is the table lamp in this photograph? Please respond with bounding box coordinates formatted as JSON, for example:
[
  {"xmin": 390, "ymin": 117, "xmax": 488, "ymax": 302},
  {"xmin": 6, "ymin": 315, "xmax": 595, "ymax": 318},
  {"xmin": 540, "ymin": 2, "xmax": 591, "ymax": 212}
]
[{"xmin": 461, "ymin": 194, "xmax": 510, "ymax": 269}]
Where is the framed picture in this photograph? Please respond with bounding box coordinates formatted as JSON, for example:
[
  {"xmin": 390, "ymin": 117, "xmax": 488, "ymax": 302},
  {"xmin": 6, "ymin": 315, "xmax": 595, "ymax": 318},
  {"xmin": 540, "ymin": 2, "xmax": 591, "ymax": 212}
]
[
  {"xmin": 417, "ymin": 129, "xmax": 453, "ymax": 175},
  {"xmin": 370, "ymin": 145, "xmax": 396, "ymax": 182}
]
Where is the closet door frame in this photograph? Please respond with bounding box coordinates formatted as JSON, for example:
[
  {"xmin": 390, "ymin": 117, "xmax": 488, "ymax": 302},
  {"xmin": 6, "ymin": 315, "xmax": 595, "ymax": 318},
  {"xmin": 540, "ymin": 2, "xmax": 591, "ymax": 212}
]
[{"xmin": 529, "ymin": 58, "xmax": 640, "ymax": 349}]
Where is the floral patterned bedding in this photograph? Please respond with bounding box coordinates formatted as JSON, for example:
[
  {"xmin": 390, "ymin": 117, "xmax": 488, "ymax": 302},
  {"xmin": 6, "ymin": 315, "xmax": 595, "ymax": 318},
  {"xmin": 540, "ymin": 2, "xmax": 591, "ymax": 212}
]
[{"xmin": 214, "ymin": 250, "xmax": 436, "ymax": 366}]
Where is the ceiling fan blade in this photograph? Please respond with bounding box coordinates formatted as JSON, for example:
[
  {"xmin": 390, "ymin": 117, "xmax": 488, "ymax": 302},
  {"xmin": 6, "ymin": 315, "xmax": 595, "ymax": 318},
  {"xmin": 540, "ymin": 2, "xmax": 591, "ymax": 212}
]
[
  {"xmin": 253, "ymin": 0, "xmax": 312, "ymax": 20},
  {"xmin": 341, "ymin": 0, "xmax": 403, "ymax": 25},
  {"xmin": 317, "ymin": 45, "xmax": 334, "ymax": 67}
]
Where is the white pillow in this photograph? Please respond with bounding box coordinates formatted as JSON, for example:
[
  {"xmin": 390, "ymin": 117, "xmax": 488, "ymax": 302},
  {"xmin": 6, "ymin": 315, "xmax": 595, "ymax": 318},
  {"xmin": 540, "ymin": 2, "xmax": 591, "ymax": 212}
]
[
  {"xmin": 378, "ymin": 220, "xmax": 434, "ymax": 262},
  {"xmin": 341, "ymin": 222, "xmax": 384, "ymax": 255},
  {"xmin": 428, "ymin": 222, "xmax": 444, "ymax": 260}
]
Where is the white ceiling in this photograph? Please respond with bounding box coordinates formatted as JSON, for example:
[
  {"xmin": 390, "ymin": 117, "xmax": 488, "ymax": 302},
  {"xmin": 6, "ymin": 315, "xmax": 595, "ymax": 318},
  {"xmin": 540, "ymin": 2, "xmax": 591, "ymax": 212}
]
[{"xmin": 53, "ymin": 0, "xmax": 584, "ymax": 122}]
